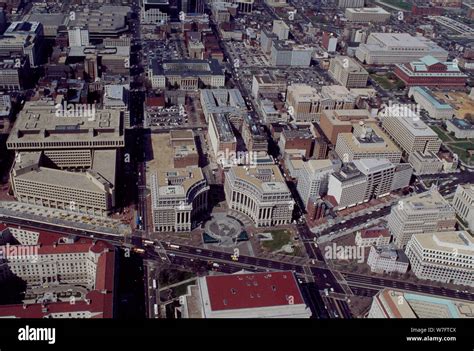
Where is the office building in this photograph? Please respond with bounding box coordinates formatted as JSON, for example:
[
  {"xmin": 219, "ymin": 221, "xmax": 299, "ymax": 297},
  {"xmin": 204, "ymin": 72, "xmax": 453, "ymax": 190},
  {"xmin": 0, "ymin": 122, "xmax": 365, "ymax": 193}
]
[
  {"xmin": 408, "ymin": 87, "xmax": 454, "ymax": 120},
  {"xmin": 270, "ymin": 41, "xmax": 314, "ymax": 67},
  {"xmin": 180, "ymin": 271, "xmax": 311, "ymax": 318},
  {"xmin": 320, "ymin": 109, "xmax": 373, "ymax": 144},
  {"xmin": 408, "ymin": 151, "xmax": 443, "ymax": 175},
  {"xmin": 388, "ymin": 189, "xmax": 457, "ymax": 248},
  {"xmin": 345, "ymin": 7, "xmax": 391, "ymax": 23},
  {"xmin": 368, "ymin": 289, "xmax": 474, "ymax": 318},
  {"xmin": 405, "ymin": 231, "xmax": 473, "ymax": 287},
  {"xmin": 149, "ymin": 59, "xmax": 225, "ymax": 89},
  {"xmin": 286, "ymin": 84, "xmax": 356, "ymax": 123},
  {"xmin": 335, "ymin": 121, "xmax": 402, "ymax": 163},
  {"xmin": 446, "ymin": 118, "xmax": 474, "ymax": 139},
  {"xmin": 272, "ymin": 20, "xmax": 289, "ymax": 40},
  {"xmin": 338, "ymin": 0, "xmax": 364, "ymax": 8},
  {"xmin": 68, "ymin": 27, "xmax": 89, "ymax": 47},
  {"xmin": 355, "ymin": 33, "xmax": 448, "ymax": 65},
  {"xmin": 242, "ymin": 116, "xmax": 268, "ymax": 153},
  {"xmin": 381, "ymin": 108, "xmax": 441, "ymax": 156},
  {"xmin": 224, "ymin": 165, "xmax": 293, "ymax": 227},
  {"xmin": 367, "ymin": 245, "xmax": 410, "ymax": 274},
  {"xmin": 149, "ymin": 131, "xmax": 209, "ymax": 232},
  {"xmin": 200, "ymin": 89, "xmax": 247, "ymax": 123},
  {"xmin": 452, "ymin": 184, "xmax": 474, "ymax": 231},
  {"xmin": 355, "ymin": 226, "xmax": 391, "ymax": 248},
  {"xmin": 68, "ymin": 6, "xmax": 129, "ymax": 39},
  {"xmin": 394, "ymin": 55, "xmax": 467, "ymax": 89},
  {"xmin": 251, "ymin": 74, "xmax": 287, "ymax": 99},
  {"xmin": 296, "ymin": 160, "xmax": 334, "ymax": 207},
  {"xmin": 7, "ymin": 101, "xmax": 124, "ymax": 217},
  {"xmin": 208, "ymin": 113, "xmax": 237, "ymax": 161},
  {"xmin": 278, "ymin": 129, "xmax": 313, "ymax": 158},
  {"xmin": 329, "ymin": 56, "xmax": 369, "ymax": 88},
  {"xmin": 327, "ymin": 158, "xmax": 399, "ymax": 209},
  {"xmin": 0, "ymin": 21, "xmax": 44, "ymax": 67},
  {"xmin": 0, "ymin": 57, "xmax": 28, "ymax": 91},
  {"xmin": 0, "ymin": 228, "xmax": 115, "ymax": 318}
]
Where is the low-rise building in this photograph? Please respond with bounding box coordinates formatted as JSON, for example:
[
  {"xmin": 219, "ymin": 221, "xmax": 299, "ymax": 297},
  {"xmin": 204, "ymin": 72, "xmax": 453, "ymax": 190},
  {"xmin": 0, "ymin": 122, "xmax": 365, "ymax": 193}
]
[
  {"xmin": 320, "ymin": 109, "xmax": 373, "ymax": 144},
  {"xmin": 329, "ymin": 56, "xmax": 369, "ymax": 88},
  {"xmin": 446, "ymin": 118, "xmax": 474, "ymax": 139},
  {"xmin": 408, "ymin": 151, "xmax": 444, "ymax": 175},
  {"xmin": 355, "ymin": 226, "xmax": 391, "ymax": 248},
  {"xmin": 345, "ymin": 7, "xmax": 391, "ymax": 23},
  {"xmin": 179, "ymin": 271, "xmax": 311, "ymax": 318},
  {"xmin": 367, "ymin": 245, "xmax": 410, "ymax": 274},
  {"xmin": 408, "ymin": 87, "xmax": 454, "ymax": 120}
]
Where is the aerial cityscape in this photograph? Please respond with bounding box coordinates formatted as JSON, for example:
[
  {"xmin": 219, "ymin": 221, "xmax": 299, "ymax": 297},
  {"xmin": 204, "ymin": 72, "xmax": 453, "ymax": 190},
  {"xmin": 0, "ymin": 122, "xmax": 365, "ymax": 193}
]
[{"xmin": 0, "ymin": 0, "xmax": 472, "ymax": 337}]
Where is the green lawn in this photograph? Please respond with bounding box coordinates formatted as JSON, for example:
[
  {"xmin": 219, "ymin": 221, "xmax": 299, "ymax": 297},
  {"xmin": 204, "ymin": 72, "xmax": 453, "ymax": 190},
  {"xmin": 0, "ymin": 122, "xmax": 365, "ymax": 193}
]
[
  {"xmin": 371, "ymin": 75, "xmax": 393, "ymax": 90},
  {"xmin": 261, "ymin": 229, "xmax": 292, "ymax": 252},
  {"xmin": 430, "ymin": 126, "xmax": 452, "ymax": 142}
]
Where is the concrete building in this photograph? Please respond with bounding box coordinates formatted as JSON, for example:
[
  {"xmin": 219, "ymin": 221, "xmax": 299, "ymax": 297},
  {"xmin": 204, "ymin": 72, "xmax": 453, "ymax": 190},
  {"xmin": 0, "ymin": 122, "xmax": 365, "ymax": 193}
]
[
  {"xmin": 149, "ymin": 59, "xmax": 225, "ymax": 89},
  {"xmin": 335, "ymin": 121, "xmax": 402, "ymax": 163},
  {"xmin": 405, "ymin": 231, "xmax": 473, "ymax": 287},
  {"xmin": 345, "ymin": 7, "xmax": 391, "ymax": 23},
  {"xmin": 296, "ymin": 159, "xmax": 334, "ymax": 207},
  {"xmin": 388, "ymin": 189, "xmax": 457, "ymax": 249},
  {"xmin": 270, "ymin": 41, "xmax": 314, "ymax": 67},
  {"xmin": 68, "ymin": 6, "xmax": 129, "ymax": 39},
  {"xmin": 68, "ymin": 27, "xmax": 89, "ymax": 47},
  {"xmin": 272, "ymin": 20, "xmax": 289, "ymax": 40},
  {"xmin": 394, "ymin": 55, "xmax": 467, "ymax": 89},
  {"xmin": 224, "ymin": 165, "xmax": 293, "ymax": 227},
  {"xmin": 338, "ymin": 0, "xmax": 364, "ymax": 8},
  {"xmin": 0, "ymin": 57, "xmax": 28, "ymax": 91},
  {"xmin": 0, "ymin": 227, "xmax": 115, "ymax": 318},
  {"xmin": 355, "ymin": 33, "xmax": 448, "ymax": 65},
  {"xmin": 368, "ymin": 289, "xmax": 474, "ymax": 318},
  {"xmin": 251, "ymin": 74, "xmax": 287, "ymax": 99},
  {"xmin": 7, "ymin": 101, "xmax": 124, "ymax": 217},
  {"xmin": 200, "ymin": 89, "xmax": 247, "ymax": 123},
  {"xmin": 208, "ymin": 113, "xmax": 237, "ymax": 161},
  {"xmin": 242, "ymin": 115, "xmax": 268, "ymax": 153},
  {"xmin": 355, "ymin": 226, "xmax": 391, "ymax": 248},
  {"xmin": 149, "ymin": 131, "xmax": 209, "ymax": 232},
  {"xmin": 452, "ymin": 184, "xmax": 474, "ymax": 231},
  {"xmin": 23, "ymin": 13, "xmax": 68, "ymax": 38},
  {"xmin": 278, "ymin": 129, "xmax": 313, "ymax": 158},
  {"xmin": 367, "ymin": 245, "xmax": 410, "ymax": 274},
  {"xmin": 327, "ymin": 158, "xmax": 398, "ymax": 209},
  {"xmin": 0, "ymin": 21, "xmax": 44, "ymax": 67},
  {"xmin": 408, "ymin": 151, "xmax": 444, "ymax": 175},
  {"xmin": 381, "ymin": 108, "xmax": 441, "ymax": 156},
  {"xmin": 446, "ymin": 118, "xmax": 474, "ymax": 139},
  {"xmin": 329, "ymin": 56, "xmax": 369, "ymax": 88},
  {"xmin": 320, "ymin": 109, "xmax": 373, "ymax": 144},
  {"xmin": 408, "ymin": 87, "xmax": 454, "ymax": 120},
  {"xmin": 286, "ymin": 84, "xmax": 357, "ymax": 123},
  {"xmin": 179, "ymin": 271, "xmax": 311, "ymax": 318}
]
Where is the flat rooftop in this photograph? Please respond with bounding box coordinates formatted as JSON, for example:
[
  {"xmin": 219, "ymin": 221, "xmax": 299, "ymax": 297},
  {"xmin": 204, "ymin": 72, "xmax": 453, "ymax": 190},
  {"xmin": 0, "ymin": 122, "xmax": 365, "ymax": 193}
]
[{"xmin": 414, "ymin": 231, "xmax": 474, "ymax": 257}]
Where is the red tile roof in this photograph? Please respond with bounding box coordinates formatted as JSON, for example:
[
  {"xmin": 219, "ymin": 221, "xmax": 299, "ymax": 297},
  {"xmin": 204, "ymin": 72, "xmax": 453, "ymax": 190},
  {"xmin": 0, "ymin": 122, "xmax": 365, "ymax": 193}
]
[
  {"xmin": 360, "ymin": 227, "xmax": 390, "ymax": 239},
  {"xmin": 205, "ymin": 271, "xmax": 304, "ymax": 311}
]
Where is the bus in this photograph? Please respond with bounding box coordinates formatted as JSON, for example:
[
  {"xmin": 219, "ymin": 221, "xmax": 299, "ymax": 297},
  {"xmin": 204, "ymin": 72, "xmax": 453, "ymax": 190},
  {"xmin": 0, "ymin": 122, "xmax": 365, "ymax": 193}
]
[{"xmin": 169, "ymin": 244, "xmax": 180, "ymax": 249}]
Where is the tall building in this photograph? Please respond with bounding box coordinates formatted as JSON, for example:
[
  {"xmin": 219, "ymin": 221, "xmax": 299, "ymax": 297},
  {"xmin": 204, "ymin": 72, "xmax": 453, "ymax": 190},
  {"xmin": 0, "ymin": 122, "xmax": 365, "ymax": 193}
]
[
  {"xmin": 368, "ymin": 289, "xmax": 474, "ymax": 318},
  {"xmin": 0, "ymin": 21, "xmax": 44, "ymax": 67},
  {"xmin": 329, "ymin": 56, "xmax": 369, "ymax": 88},
  {"xmin": 327, "ymin": 158, "xmax": 400, "ymax": 209},
  {"xmin": 224, "ymin": 165, "xmax": 293, "ymax": 227},
  {"xmin": 7, "ymin": 101, "xmax": 124, "ymax": 217},
  {"xmin": 355, "ymin": 33, "xmax": 448, "ymax": 65},
  {"xmin": 272, "ymin": 20, "xmax": 289, "ymax": 40},
  {"xmin": 149, "ymin": 131, "xmax": 209, "ymax": 232},
  {"xmin": 179, "ymin": 271, "xmax": 311, "ymax": 318},
  {"xmin": 405, "ymin": 231, "xmax": 473, "ymax": 287},
  {"xmin": 208, "ymin": 113, "xmax": 237, "ymax": 161},
  {"xmin": 388, "ymin": 189, "xmax": 457, "ymax": 248},
  {"xmin": 381, "ymin": 108, "xmax": 441, "ymax": 156},
  {"xmin": 452, "ymin": 184, "xmax": 474, "ymax": 231},
  {"xmin": 296, "ymin": 160, "xmax": 334, "ymax": 207}
]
